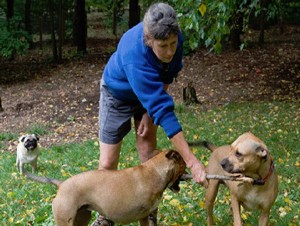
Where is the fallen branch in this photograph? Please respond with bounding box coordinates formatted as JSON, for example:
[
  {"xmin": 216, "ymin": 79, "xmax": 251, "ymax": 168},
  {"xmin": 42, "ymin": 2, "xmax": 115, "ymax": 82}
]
[{"xmin": 180, "ymin": 174, "xmax": 254, "ymax": 183}]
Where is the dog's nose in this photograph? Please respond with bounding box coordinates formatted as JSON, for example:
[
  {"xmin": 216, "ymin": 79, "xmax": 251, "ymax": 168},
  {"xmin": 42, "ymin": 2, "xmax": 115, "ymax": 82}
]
[
  {"xmin": 221, "ymin": 159, "xmax": 228, "ymax": 168},
  {"xmin": 25, "ymin": 140, "xmax": 37, "ymax": 150},
  {"xmin": 221, "ymin": 158, "xmax": 235, "ymax": 173},
  {"xmin": 220, "ymin": 158, "xmax": 232, "ymax": 172}
]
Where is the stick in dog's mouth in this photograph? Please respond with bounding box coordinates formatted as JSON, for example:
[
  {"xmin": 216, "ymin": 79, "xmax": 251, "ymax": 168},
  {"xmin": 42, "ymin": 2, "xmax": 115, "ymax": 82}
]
[{"xmin": 180, "ymin": 174, "xmax": 255, "ymax": 184}]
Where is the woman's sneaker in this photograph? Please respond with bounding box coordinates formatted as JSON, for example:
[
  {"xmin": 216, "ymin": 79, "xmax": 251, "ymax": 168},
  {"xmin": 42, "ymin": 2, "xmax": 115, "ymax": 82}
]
[
  {"xmin": 91, "ymin": 214, "xmax": 115, "ymax": 226},
  {"xmin": 149, "ymin": 208, "xmax": 158, "ymax": 226},
  {"xmin": 91, "ymin": 211, "xmax": 157, "ymax": 226}
]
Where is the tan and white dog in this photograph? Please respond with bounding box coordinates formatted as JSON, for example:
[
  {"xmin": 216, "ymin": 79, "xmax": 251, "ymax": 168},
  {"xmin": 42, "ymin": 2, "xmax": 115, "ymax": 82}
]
[
  {"xmin": 190, "ymin": 132, "xmax": 278, "ymax": 226},
  {"xmin": 16, "ymin": 134, "xmax": 39, "ymax": 174},
  {"xmin": 22, "ymin": 150, "xmax": 186, "ymax": 226}
]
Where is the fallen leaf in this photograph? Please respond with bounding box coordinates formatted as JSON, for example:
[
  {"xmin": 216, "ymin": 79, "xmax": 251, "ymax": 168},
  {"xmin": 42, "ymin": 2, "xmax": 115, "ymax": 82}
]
[{"xmin": 169, "ymin": 199, "xmax": 180, "ymax": 207}]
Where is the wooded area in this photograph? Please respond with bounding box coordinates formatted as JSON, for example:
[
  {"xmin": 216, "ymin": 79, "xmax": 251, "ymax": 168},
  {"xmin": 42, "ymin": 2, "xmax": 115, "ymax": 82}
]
[
  {"xmin": 0, "ymin": 0, "xmax": 299, "ymax": 60},
  {"xmin": 0, "ymin": 0, "xmax": 299, "ymax": 121},
  {"xmin": 0, "ymin": 0, "xmax": 299, "ymax": 105}
]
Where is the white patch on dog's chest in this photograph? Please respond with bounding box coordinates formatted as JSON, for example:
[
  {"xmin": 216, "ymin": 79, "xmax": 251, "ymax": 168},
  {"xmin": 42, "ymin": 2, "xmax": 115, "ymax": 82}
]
[
  {"xmin": 239, "ymin": 187, "xmax": 262, "ymax": 210},
  {"xmin": 24, "ymin": 153, "xmax": 37, "ymax": 162},
  {"xmin": 19, "ymin": 149, "xmax": 38, "ymax": 163}
]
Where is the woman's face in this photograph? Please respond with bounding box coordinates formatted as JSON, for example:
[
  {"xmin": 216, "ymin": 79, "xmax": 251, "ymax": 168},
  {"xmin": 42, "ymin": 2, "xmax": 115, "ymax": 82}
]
[{"xmin": 148, "ymin": 34, "xmax": 178, "ymax": 63}]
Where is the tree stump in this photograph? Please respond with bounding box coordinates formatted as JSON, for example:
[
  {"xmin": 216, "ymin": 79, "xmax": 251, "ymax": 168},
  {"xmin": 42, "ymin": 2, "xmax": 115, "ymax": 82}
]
[{"xmin": 183, "ymin": 81, "xmax": 199, "ymax": 105}]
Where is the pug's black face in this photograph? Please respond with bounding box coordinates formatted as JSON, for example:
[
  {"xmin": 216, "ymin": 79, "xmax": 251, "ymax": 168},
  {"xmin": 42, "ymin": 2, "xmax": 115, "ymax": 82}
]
[
  {"xmin": 24, "ymin": 138, "xmax": 38, "ymax": 150},
  {"xmin": 21, "ymin": 134, "xmax": 39, "ymax": 151}
]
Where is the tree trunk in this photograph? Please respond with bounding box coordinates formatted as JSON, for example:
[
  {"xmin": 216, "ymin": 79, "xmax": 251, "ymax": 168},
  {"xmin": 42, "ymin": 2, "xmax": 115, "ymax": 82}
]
[
  {"xmin": 230, "ymin": 27, "xmax": 241, "ymax": 50},
  {"xmin": 58, "ymin": 0, "xmax": 63, "ymax": 61},
  {"xmin": 25, "ymin": 0, "xmax": 33, "ymax": 48},
  {"xmin": 6, "ymin": 0, "xmax": 14, "ymax": 19},
  {"xmin": 6, "ymin": 0, "xmax": 15, "ymax": 60},
  {"xmin": 0, "ymin": 97, "xmax": 3, "ymax": 112},
  {"xmin": 48, "ymin": 0, "xmax": 58, "ymax": 61},
  {"xmin": 112, "ymin": 0, "xmax": 124, "ymax": 35},
  {"xmin": 39, "ymin": 16, "xmax": 43, "ymax": 50},
  {"xmin": 61, "ymin": 11, "xmax": 65, "ymax": 45},
  {"xmin": 229, "ymin": 11, "xmax": 243, "ymax": 50},
  {"xmin": 112, "ymin": 0, "xmax": 117, "ymax": 35},
  {"xmin": 129, "ymin": 0, "xmax": 140, "ymax": 29},
  {"xmin": 278, "ymin": 0, "xmax": 284, "ymax": 34},
  {"xmin": 259, "ymin": 0, "xmax": 269, "ymax": 44},
  {"xmin": 73, "ymin": 0, "xmax": 87, "ymax": 53}
]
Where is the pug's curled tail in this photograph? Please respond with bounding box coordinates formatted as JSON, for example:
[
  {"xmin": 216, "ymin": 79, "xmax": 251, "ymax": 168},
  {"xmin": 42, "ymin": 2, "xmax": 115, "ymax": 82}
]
[
  {"xmin": 188, "ymin": 141, "xmax": 218, "ymax": 151},
  {"xmin": 22, "ymin": 165, "xmax": 62, "ymax": 187}
]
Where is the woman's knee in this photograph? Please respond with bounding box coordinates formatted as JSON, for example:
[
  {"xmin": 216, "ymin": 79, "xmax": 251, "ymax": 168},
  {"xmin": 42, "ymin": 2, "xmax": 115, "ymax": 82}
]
[
  {"xmin": 99, "ymin": 141, "xmax": 122, "ymax": 170},
  {"xmin": 137, "ymin": 140, "xmax": 159, "ymax": 163},
  {"xmin": 99, "ymin": 158, "xmax": 118, "ymax": 170}
]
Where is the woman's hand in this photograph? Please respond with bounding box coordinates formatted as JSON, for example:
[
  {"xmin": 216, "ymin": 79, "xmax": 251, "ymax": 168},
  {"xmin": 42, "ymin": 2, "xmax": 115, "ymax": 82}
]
[
  {"xmin": 170, "ymin": 131, "xmax": 208, "ymax": 187},
  {"xmin": 189, "ymin": 161, "xmax": 208, "ymax": 187},
  {"xmin": 137, "ymin": 112, "xmax": 152, "ymax": 137}
]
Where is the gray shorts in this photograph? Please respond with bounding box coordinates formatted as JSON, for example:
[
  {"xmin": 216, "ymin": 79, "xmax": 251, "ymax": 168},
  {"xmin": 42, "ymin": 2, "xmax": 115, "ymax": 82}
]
[{"xmin": 99, "ymin": 79, "xmax": 147, "ymax": 144}]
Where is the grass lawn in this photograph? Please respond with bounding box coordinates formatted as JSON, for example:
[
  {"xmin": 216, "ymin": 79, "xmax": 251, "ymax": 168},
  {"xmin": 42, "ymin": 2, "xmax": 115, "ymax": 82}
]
[{"xmin": 0, "ymin": 101, "xmax": 299, "ymax": 225}]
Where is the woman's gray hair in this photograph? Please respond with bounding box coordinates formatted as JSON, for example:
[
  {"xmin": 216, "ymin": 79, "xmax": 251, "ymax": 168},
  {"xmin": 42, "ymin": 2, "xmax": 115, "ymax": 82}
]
[{"xmin": 143, "ymin": 2, "xmax": 180, "ymax": 40}]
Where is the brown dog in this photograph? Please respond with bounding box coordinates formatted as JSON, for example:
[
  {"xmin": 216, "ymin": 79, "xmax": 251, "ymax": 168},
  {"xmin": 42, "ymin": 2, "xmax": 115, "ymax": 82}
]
[
  {"xmin": 22, "ymin": 150, "xmax": 186, "ymax": 226},
  {"xmin": 192, "ymin": 132, "xmax": 278, "ymax": 226}
]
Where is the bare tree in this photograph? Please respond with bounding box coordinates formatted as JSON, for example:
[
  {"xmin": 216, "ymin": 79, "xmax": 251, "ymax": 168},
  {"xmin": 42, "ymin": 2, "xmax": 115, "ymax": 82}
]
[
  {"xmin": 58, "ymin": 0, "xmax": 63, "ymax": 60},
  {"xmin": 259, "ymin": 0, "xmax": 270, "ymax": 44},
  {"xmin": 25, "ymin": 0, "xmax": 33, "ymax": 48},
  {"xmin": 6, "ymin": 0, "xmax": 15, "ymax": 59},
  {"xmin": 6, "ymin": 0, "xmax": 14, "ymax": 19},
  {"xmin": 48, "ymin": 0, "xmax": 58, "ymax": 61},
  {"xmin": 129, "ymin": 0, "xmax": 140, "ymax": 28},
  {"xmin": 73, "ymin": 0, "xmax": 87, "ymax": 53}
]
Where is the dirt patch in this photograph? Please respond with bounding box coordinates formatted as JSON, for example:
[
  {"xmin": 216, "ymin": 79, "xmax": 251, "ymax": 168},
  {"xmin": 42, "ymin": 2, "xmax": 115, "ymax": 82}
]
[{"xmin": 0, "ymin": 25, "xmax": 299, "ymax": 150}]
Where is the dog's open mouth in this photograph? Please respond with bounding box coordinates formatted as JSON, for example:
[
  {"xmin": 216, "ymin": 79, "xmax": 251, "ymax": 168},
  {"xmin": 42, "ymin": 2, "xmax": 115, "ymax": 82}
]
[
  {"xmin": 25, "ymin": 142, "xmax": 37, "ymax": 150},
  {"xmin": 27, "ymin": 145, "xmax": 36, "ymax": 150}
]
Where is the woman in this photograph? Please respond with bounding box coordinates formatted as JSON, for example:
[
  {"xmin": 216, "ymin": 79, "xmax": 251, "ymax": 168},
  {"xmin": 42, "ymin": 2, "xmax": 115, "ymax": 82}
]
[{"xmin": 94, "ymin": 3, "xmax": 207, "ymax": 225}]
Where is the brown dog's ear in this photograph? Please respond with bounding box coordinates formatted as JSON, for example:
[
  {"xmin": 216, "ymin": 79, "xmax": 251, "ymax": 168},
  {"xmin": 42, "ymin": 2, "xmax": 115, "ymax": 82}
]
[
  {"xmin": 166, "ymin": 150, "xmax": 181, "ymax": 162},
  {"xmin": 256, "ymin": 146, "xmax": 268, "ymax": 158}
]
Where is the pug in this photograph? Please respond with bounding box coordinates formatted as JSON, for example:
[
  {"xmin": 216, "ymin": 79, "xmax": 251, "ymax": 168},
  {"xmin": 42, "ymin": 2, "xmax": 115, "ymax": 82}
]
[{"xmin": 16, "ymin": 134, "xmax": 39, "ymax": 174}]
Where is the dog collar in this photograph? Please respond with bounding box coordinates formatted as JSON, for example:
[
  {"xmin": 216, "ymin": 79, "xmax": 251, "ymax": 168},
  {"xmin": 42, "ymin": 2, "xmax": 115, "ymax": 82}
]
[{"xmin": 253, "ymin": 159, "xmax": 275, "ymax": 186}]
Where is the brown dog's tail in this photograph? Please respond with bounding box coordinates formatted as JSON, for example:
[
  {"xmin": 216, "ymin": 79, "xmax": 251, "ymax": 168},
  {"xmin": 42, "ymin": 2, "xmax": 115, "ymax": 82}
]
[
  {"xmin": 22, "ymin": 165, "xmax": 62, "ymax": 187},
  {"xmin": 188, "ymin": 141, "xmax": 218, "ymax": 151}
]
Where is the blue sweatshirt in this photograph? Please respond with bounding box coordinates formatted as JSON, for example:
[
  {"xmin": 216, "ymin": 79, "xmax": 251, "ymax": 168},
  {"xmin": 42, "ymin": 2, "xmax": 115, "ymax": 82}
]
[{"xmin": 103, "ymin": 22, "xmax": 183, "ymax": 138}]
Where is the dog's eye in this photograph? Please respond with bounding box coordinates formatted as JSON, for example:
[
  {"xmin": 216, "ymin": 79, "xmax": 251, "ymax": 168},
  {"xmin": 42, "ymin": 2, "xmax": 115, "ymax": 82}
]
[{"xmin": 236, "ymin": 151, "xmax": 243, "ymax": 158}]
